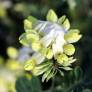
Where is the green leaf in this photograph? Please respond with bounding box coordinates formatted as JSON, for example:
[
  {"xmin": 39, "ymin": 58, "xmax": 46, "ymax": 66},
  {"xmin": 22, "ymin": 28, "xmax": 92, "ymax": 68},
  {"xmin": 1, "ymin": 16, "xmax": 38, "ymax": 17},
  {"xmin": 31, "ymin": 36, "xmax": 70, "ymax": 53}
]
[
  {"xmin": 58, "ymin": 69, "xmax": 64, "ymax": 76},
  {"xmin": 46, "ymin": 9, "xmax": 58, "ymax": 22},
  {"xmin": 83, "ymin": 89, "xmax": 92, "ymax": 92},
  {"xmin": 68, "ymin": 57, "xmax": 76, "ymax": 64},
  {"xmin": 60, "ymin": 67, "xmax": 72, "ymax": 71},
  {"xmin": 34, "ymin": 61, "xmax": 51, "ymax": 70},
  {"xmin": 42, "ymin": 66, "xmax": 52, "ymax": 82},
  {"xmin": 46, "ymin": 69, "xmax": 56, "ymax": 82},
  {"xmin": 33, "ymin": 62, "xmax": 52, "ymax": 76},
  {"xmin": 74, "ymin": 67, "xmax": 83, "ymax": 81},
  {"xmin": 15, "ymin": 76, "xmax": 42, "ymax": 92}
]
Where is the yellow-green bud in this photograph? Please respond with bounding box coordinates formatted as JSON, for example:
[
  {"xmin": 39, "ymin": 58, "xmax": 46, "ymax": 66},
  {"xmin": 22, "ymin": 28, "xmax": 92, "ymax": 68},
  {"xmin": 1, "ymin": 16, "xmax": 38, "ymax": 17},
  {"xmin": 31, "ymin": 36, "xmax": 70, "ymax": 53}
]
[
  {"xmin": 7, "ymin": 47, "xmax": 18, "ymax": 59},
  {"xmin": 64, "ymin": 30, "xmax": 82, "ymax": 43},
  {"xmin": 26, "ymin": 33, "xmax": 39, "ymax": 42},
  {"xmin": 40, "ymin": 47, "xmax": 47, "ymax": 56},
  {"xmin": 46, "ymin": 9, "xmax": 58, "ymax": 22},
  {"xmin": 24, "ymin": 19, "xmax": 32, "ymax": 30},
  {"xmin": 6, "ymin": 59, "xmax": 21, "ymax": 71},
  {"xmin": 56, "ymin": 54, "xmax": 68, "ymax": 64},
  {"xmin": 63, "ymin": 44, "xmax": 75, "ymax": 56},
  {"xmin": 46, "ymin": 48, "xmax": 53, "ymax": 59},
  {"xmin": 32, "ymin": 42, "xmax": 41, "ymax": 51},
  {"xmin": 24, "ymin": 59, "xmax": 36, "ymax": 71},
  {"xmin": 58, "ymin": 15, "xmax": 66, "ymax": 24},
  {"xmin": 62, "ymin": 18, "xmax": 70, "ymax": 30},
  {"xmin": 31, "ymin": 67, "xmax": 38, "ymax": 75}
]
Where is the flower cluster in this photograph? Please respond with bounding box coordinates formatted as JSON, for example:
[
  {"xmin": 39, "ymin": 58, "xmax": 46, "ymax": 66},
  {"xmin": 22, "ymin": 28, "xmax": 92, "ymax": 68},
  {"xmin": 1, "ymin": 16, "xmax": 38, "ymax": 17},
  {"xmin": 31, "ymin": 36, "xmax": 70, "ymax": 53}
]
[{"xmin": 19, "ymin": 9, "xmax": 82, "ymax": 82}]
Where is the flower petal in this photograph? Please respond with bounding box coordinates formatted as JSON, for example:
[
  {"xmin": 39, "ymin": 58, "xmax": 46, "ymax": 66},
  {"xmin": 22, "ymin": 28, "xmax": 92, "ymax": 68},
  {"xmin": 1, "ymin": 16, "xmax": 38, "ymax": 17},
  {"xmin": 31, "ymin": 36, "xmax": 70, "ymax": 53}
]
[
  {"xmin": 52, "ymin": 33, "xmax": 66, "ymax": 55},
  {"xmin": 40, "ymin": 29, "xmax": 55, "ymax": 47}
]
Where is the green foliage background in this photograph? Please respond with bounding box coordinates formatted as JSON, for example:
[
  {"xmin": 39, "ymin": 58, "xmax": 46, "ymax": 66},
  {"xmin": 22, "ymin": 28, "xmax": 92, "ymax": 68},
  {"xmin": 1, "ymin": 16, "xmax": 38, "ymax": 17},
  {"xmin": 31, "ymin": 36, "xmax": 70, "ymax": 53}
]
[{"xmin": 0, "ymin": 0, "xmax": 92, "ymax": 92}]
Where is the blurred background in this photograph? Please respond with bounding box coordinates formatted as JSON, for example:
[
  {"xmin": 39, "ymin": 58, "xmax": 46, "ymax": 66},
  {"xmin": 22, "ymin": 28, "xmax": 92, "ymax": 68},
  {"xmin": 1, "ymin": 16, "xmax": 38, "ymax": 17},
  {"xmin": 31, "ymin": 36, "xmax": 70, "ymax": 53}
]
[{"xmin": 0, "ymin": 0, "xmax": 92, "ymax": 92}]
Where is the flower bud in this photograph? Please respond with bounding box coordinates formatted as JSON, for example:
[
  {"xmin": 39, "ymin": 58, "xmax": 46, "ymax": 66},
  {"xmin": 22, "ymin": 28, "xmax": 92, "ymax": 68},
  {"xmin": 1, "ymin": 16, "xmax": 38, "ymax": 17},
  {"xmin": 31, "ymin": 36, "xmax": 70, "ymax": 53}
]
[
  {"xmin": 63, "ymin": 44, "xmax": 75, "ymax": 56},
  {"xmin": 26, "ymin": 33, "xmax": 39, "ymax": 42},
  {"xmin": 24, "ymin": 19, "xmax": 32, "ymax": 30},
  {"xmin": 46, "ymin": 9, "xmax": 58, "ymax": 22},
  {"xmin": 46, "ymin": 48, "xmax": 53, "ymax": 59},
  {"xmin": 32, "ymin": 42, "xmax": 41, "ymax": 51},
  {"xmin": 62, "ymin": 18, "xmax": 70, "ymax": 30},
  {"xmin": 7, "ymin": 47, "xmax": 18, "ymax": 59},
  {"xmin": 56, "ymin": 54, "xmax": 68, "ymax": 64},
  {"xmin": 58, "ymin": 15, "xmax": 66, "ymax": 24},
  {"xmin": 64, "ymin": 29, "xmax": 82, "ymax": 43},
  {"xmin": 24, "ymin": 59, "xmax": 36, "ymax": 71}
]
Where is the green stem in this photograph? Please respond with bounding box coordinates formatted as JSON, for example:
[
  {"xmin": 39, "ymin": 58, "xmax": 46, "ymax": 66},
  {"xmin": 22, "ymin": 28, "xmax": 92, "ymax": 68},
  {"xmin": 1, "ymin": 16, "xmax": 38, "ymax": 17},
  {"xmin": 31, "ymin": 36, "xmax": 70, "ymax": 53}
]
[{"xmin": 50, "ymin": 77, "xmax": 55, "ymax": 92}]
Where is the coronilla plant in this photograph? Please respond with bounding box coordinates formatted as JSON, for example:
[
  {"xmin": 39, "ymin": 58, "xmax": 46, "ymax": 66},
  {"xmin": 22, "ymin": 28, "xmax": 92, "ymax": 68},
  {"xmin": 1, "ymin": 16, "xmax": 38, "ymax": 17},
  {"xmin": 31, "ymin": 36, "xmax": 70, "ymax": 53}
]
[{"xmin": 19, "ymin": 9, "xmax": 82, "ymax": 82}]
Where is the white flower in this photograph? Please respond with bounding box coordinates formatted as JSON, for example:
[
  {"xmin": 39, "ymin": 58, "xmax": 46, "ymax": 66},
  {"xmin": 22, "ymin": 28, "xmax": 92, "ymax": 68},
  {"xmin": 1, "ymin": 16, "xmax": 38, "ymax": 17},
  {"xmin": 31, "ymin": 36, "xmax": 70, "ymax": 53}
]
[
  {"xmin": 35, "ymin": 21, "xmax": 66, "ymax": 55},
  {"xmin": 19, "ymin": 9, "xmax": 82, "ymax": 81},
  {"xmin": 18, "ymin": 47, "xmax": 34, "ymax": 62}
]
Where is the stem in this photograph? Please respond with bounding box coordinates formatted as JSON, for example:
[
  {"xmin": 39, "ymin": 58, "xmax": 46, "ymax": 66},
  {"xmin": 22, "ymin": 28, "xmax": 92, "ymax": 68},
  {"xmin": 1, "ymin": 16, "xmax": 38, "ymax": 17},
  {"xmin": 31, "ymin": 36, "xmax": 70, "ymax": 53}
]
[{"xmin": 50, "ymin": 77, "xmax": 55, "ymax": 92}]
